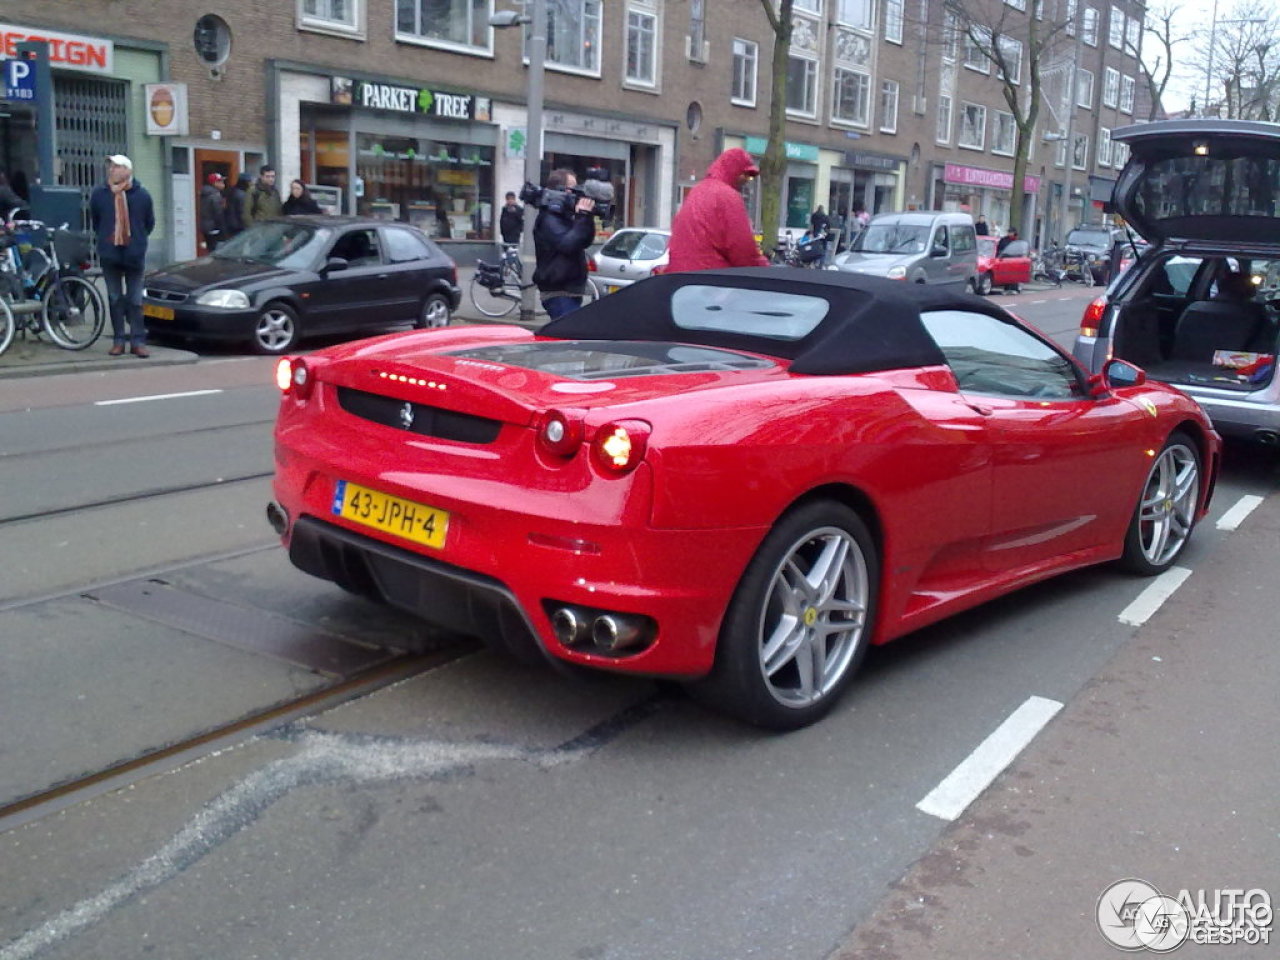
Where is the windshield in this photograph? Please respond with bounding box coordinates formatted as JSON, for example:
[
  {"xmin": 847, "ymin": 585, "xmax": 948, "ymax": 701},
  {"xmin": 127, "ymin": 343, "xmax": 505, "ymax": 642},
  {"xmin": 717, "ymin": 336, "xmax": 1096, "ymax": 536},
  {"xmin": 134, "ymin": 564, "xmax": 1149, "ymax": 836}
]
[
  {"xmin": 213, "ymin": 222, "xmax": 331, "ymax": 269},
  {"xmin": 601, "ymin": 231, "xmax": 669, "ymax": 261},
  {"xmin": 977, "ymin": 236, "xmax": 997, "ymax": 258},
  {"xmin": 1067, "ymin": 229, "xmax": 1112, "ymax": 248},
  {"xmin": 851, "ymin": 223, "xmax": 930, "ymax": 254}
]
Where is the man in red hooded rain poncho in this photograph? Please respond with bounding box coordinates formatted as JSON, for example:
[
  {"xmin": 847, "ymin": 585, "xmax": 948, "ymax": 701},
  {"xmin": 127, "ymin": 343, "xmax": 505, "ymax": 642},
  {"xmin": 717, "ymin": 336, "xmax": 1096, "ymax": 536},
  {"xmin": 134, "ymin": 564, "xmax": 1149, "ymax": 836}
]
[{"xmin": 666, "ymin": 147, "xmax": 770, "ymax": 272}]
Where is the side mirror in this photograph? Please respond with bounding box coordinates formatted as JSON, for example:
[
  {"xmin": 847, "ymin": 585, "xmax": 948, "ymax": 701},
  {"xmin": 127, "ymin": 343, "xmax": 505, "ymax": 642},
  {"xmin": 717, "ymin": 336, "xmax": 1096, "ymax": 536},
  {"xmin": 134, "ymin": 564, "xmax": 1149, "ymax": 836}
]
[
  {"xmin": 1103, "ymin": 358, "xmax": 1147, "ymax": 389},
  {"xmin": 323, "ymin": 256, "xmax": 348, "ymax": 273}
]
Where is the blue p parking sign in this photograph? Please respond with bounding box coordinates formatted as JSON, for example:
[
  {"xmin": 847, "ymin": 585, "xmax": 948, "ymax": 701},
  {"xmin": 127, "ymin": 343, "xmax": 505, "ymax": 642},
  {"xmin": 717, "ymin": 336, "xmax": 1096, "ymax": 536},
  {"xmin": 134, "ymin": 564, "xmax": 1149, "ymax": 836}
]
[{"xmin": 3, "ymin": 59, "xmax": 36, "ymax": 102}]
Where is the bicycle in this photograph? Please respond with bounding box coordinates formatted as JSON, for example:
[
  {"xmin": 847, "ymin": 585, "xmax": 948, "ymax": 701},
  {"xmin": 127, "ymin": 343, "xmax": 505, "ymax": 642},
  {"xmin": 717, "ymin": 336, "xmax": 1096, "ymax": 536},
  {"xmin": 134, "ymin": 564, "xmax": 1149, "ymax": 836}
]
[
  {"xmin": 470, "ymin": 244, "xmax": 598, "ymax": 318},
  {"xmin": 0, "ymin": 218, "xmax": 106, "ymax": 355}
]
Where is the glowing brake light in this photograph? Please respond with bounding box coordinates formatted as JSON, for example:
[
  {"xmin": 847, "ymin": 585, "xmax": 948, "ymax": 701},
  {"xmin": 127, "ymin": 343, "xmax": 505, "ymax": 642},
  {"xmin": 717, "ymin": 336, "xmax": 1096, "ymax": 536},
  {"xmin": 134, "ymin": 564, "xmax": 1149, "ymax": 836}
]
[
  {"xmin": 275, "ymin": 357, "xmax": 316, "ymax": 399},
  {"xmin": 591, "ymin": 420, "xmax": 651, "ymax": 475},
  {"xmin": 1079, "ymin": 295, "xmax": 1108, "ymax": 338}
]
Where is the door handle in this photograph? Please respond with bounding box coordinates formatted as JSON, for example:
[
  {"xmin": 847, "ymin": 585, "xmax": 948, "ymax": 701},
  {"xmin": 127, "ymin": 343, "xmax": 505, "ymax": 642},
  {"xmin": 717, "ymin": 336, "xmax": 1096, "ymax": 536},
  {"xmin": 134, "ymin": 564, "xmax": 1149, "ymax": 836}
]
[{"xmin": 967, "ymin": 402, "xmax": 994, "ymax": 416}]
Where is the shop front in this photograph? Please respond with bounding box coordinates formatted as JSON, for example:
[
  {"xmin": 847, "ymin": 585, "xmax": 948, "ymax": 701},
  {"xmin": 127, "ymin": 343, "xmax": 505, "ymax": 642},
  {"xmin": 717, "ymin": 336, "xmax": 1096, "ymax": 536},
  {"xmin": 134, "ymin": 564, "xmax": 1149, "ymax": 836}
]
[
  {"xmin": 739, "ymin": 136, "xmax": 821, "ymax": 238},
  {"xmin": 932, "ymin": 161, "xmax": 1040, "ymax": 236},
  {"xmin": 829, "ymin": 148, "xmax": 903, "ymax": 222}
]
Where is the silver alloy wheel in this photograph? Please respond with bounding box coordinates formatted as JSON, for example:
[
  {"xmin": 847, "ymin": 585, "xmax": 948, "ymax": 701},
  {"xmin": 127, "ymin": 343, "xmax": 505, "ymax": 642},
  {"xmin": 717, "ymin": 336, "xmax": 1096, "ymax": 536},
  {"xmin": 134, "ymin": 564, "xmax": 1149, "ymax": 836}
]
[
  {"xmin": 421, "ymin": 295, "xmax": 450, "ymax": 328},
  {"xmin": 255, "ymin": 306, "xmax": 296, "ymax": 352},
  {"xmin": 754, "ymin": 525, "xmax": 869, "ymax": 708},
  {"xmin": 1137, "ymin": 442, "xmax": 1199, "ymax": 567}
]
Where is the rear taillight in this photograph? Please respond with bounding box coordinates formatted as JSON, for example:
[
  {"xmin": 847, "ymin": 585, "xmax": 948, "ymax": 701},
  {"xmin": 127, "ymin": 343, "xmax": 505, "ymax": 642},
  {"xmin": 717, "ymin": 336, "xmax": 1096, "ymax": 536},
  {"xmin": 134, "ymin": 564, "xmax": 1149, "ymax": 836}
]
[
  {"xmin": 587, "ymin": 257, "xmax": 598, "ymax": 273},
  {"xmin": 591, "ymin": 420, "xmax": 651, "ymax": 475},
  {"xmin": 1080, "ymin": 296, "xmax": 1108, "ymax": 338},
  {"xmin": 275, "ymin": 356, "xmax": 316, "ymax": 399},
  {"xmin": 536, "ymin": 408, "xmax": 586, "ymax": 459}
]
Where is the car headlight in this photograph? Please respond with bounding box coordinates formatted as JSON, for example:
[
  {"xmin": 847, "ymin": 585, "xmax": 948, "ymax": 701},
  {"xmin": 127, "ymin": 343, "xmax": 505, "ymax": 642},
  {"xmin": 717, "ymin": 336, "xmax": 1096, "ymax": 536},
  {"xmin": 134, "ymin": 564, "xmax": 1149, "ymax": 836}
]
[
  {"xmin": 886, "ymin": 265, "xmax": 907, "ymax": 279},
  {"xmin": 195, "ymin": 289, "xmax": 251, "ymax": 309}
]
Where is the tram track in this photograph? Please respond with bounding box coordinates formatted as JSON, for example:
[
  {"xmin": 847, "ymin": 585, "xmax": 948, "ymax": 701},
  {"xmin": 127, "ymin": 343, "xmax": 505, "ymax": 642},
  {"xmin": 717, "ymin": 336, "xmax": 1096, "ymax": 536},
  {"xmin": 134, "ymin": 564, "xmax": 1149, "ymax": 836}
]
[{"xmin": 0, "ymin": 417, "xmax": 276, "ymax": 461}]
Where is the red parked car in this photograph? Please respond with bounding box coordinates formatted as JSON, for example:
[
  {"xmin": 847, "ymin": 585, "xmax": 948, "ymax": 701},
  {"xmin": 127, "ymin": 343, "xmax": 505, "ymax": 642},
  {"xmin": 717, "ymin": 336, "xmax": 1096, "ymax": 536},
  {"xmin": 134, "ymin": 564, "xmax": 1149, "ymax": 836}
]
[
  {"xmin": 975, "ymin": 235, "xmax": 1033, "ymax": 295},
  {"xmin": 270, "ymin": 269, "xmax": 1219, "ymax": 729}
]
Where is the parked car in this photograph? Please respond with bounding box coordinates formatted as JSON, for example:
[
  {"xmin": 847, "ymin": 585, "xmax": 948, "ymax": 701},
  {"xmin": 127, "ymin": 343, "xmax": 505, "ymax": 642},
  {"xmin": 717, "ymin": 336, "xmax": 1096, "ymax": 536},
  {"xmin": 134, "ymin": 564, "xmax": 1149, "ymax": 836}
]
[
  {"xmin": 1064, "ymin": 223, "xmax": 1124, "ymax": 284},
  {"xmin": 1072, "ymin": 118, "xmax": 1280, "ymax": 445},
  {"xmin": 143, "ymin": 216, "xmax": 460, "ymax": 354},
  {"xmin": 832, "ymin": 211, "xmax": 977, "ymax": 289},
  {"xmin": 269, "ymin": 268, "xmax": 1218, "ymax": 730},
  {"xmin": 975, "ymin": 235, "xmax": 1032, "ymax": 294},
  {"xmin": 592, "ymin": 228, "xmax": 670, "ymax": 294}
]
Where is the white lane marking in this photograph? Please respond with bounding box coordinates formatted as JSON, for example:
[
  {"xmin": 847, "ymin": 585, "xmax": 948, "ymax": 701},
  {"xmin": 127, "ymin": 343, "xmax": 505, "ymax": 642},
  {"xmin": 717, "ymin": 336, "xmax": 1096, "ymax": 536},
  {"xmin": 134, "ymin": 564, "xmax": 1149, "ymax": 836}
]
[
  {"xmin": 916, "ymin": 695, "xmax": 1063, "ymax": 822},
  {"xmin": 1029, "ymin": 299, "xmax": 1050, "ymax": 304},
  {"xmin": 95, "ymin": 389, "xmax": 223, "ymax": 406},
  {"xmin": 1117, "ymin": 566, "xmax": 1192, "ymax": 626},
  {"xmin": 1216, "ymin": 494, "xmax": 1264, "ymax": 532}
]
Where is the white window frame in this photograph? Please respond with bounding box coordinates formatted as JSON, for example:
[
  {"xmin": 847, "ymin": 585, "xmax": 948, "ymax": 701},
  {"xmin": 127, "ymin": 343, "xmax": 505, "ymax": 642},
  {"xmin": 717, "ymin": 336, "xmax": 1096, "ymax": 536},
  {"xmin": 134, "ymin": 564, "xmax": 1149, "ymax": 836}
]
[
  {"xmin": 795, "ymin": 0, "xmax": 822, "ymax": 12},
  {"xmin": 299, "ymin": 0, "xmax": 363, "ymax": 37},
  {"xmin": 1098, "ymin": 127, "xmax": 1113, "ymax": 167},
  {"xmin": 884, "ymin": 0, "xmax": 904, "ymax": 44},
  {"xmin": 880, "ymin": 79, "xmax": 900, "ymax": 132},
  {"xmin": 832, "ymin": 67, "xmax": 872, "ymax": 128},
  {"xmin": 837, "ymin": 0, "xmax": 874, "ymax": 31},
  {"xmin": 936, "ymin": 93, "xmax": 953, "ymax": 143},
  {"xmin": 1066, "ymin": 0, "xmax": 1078, "ymax": 36},
  {"xmin": 395, "ymin": 0, "xmax": 491, "ymax": 56},
  {"xmin": 1113, "ymin": 142, "xmax": 1129, "ymax": 167},
  {"xmin": 964, "ymin": 26, "xmax": 992, "ymax": 74},
  {"xmin": 1055, "ymin": 137, "xmax": 1068, "ymax": 167},
  {"xmin": 993, "ymin": 111, "xmax": 1016, "ymax": 156},
  {"xmin": 1125, "ymin": 16, "xmax": 1140, "ymax": 55},
  {"xmin": 731, "ymin": 37, "xmax": 758, "ymax": 107},
  {"xmin": 997, "ymin": 36, "xmax": 1022, "ymax": 85},
  {"xmin": 1076, "ymin": 68, "xmax": 1093, "ymax": 108},
  {"xmin": 1082, "ymin": 7, "xmax": 1098, "ymax": 45},
  {"xmin": 624, "ymin": 4, "xmax": 658, "ymax": 89},
  {"xmin": 688, "ymin": 0, "xmax": 706, "ymax": 62},
  {"xmin": 958, "ymin": 101, "xmax": 987, "ymax": 150},
  {"xmin": 786, "ymin": 54, "xmax": 819, "ymax": 119},
  {"xmin": 1005, "ymin": 0, "xmax": 1027, "ymax": 9},
  {"xmin": 943, "ymin": 13, "xmax": 960, "ymax": 61},
  {"xmin": 1108, "ymin": 5, "xmax": 1125, "ymax": 49},
  {"xmin": 1072, "ymin": 132, "xmax": 1089, "ymax": 170},
  {"xmin": 1103, "ymin": 66, "xmax": 1120, "ymax": 108},
  {"xmin": 1119, "ymin": 74, "xmax": 1135, "ymax": 114},
  {"xmin": 543, "ymin": 0, "xmax": 603, "ymax": 76}
]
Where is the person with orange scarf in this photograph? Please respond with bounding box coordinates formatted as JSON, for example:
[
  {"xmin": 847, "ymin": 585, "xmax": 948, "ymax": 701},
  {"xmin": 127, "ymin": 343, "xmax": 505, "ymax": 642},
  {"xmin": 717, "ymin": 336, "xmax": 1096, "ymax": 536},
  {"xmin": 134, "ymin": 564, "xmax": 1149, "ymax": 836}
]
[{"xmin": 89, "ymin": 155, "xmax": 155, "ymax": 357}]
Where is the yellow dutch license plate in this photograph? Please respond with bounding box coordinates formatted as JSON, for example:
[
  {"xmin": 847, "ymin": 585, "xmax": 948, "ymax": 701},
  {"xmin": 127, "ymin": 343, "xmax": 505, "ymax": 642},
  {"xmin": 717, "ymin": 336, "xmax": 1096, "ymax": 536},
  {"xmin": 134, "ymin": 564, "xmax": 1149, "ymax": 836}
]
[
  {"xmin": 605, "ymin": 285, "xmax": 620, "ymax": 295},
  {"xmin": 143, "ymin": 303, "xmax": 174, "ymax": 321},
  {"xmin": 332, "ymin": 480, "xmax": 449, "ymax": 550}
]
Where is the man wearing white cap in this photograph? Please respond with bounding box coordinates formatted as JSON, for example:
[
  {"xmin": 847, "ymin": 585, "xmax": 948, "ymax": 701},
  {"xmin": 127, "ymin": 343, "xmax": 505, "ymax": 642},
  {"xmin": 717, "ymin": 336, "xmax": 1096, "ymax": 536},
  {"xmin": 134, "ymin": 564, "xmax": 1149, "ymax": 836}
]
[{"xmin": 89, "ymin": 154, "xmax": 155, "ymax": 357}]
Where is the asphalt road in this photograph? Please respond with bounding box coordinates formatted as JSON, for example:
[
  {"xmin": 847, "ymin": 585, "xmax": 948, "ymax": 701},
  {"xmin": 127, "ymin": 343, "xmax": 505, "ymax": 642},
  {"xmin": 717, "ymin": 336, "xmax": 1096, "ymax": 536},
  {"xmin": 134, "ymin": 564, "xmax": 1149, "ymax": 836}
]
[{"xmin": 0, "ymin": 289, "xmax": 1275, "ymax": 960}]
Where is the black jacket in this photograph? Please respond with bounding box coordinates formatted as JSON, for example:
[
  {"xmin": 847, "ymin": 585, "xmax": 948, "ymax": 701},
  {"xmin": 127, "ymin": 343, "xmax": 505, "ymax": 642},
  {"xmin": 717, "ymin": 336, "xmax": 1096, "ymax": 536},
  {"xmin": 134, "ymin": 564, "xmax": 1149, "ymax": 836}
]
[
  {"xmin": 532, "ymin": 208, "xmax": 595, "ymax": 294},
  {"xmin": 282, "ymin": 194, "xmax": 322, "ymax": 215},
  {"xmin": 499, "ymin": 202, "xmax": 524, "ymax": 244},
  {"xmin": 225, "ymin": 185, "xmax": 247, "ymax": 234},
  {"xmin": 89, "ymin": 180, "xmax": 155, "ymax": 269},
  {"xmin": 200, "ymin": 184, "xmax": 225, "ymax": 240}
]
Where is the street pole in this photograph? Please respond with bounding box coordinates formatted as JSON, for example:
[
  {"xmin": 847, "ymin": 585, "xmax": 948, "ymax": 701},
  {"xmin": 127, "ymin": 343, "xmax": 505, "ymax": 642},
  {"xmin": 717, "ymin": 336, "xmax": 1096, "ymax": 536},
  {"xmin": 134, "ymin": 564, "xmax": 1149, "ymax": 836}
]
[
  {"xmin": 519, "ymin": 0, "xmax": 546, "ymax": 324},
  {"xmin": 1058, "ymin": 9, "xmax": 1081, "ymax": 244},
  {"xmin": 1204, "ymin": 0, "xmax": 1219, "ymax": 116},
  {"xmin": 16, "ymin": 41, "xmax": 55, "ymax": 188}
]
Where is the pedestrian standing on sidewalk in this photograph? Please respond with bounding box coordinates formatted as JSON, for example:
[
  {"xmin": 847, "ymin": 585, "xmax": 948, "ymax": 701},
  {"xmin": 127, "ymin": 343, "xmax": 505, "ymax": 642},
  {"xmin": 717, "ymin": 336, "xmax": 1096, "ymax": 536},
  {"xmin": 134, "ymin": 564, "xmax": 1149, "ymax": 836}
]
[
  {"xmin": 89, "ymin": 155, "xmax": 155, "ymax": 358},
  {"xmin": 224, "ymin": 174, "xmax": 250, "ymax": 239},
  {"xmin": 242, "ymin": 164, "xmax": 282, "ymax": 227},
  {"xmin": 200, "ymin": 172, "xmax": 226, "ymax": 252}
]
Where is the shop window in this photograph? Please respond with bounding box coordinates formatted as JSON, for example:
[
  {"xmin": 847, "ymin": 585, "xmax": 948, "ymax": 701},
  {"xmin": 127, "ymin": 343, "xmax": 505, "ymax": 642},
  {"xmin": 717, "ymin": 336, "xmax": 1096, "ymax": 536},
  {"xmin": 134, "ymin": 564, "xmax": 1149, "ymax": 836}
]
[
  {"xmin": 300, "ymin": 0, "xmax": 362, "ymax": 36},
  {"xmin": 396, "ymin": 0, "xmax": 491, "ymax": 55},
  {"xmin": 732, "ymin": 38, "xmax": 758, "ymax": 106},
  {"xmin": 543, "ymin": 0, "xmax": 602, "ymax": 75},
  {"xmin": 786, "ymin": 177, "xmax": 815, "ymax": 230}
]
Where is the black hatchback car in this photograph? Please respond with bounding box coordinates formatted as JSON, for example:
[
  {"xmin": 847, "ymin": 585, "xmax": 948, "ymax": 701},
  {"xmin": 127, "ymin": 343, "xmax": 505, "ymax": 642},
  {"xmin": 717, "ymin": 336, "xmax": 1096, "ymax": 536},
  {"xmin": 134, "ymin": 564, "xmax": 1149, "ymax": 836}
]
[{"xmin": 143, "ymin": 217, "xmax": 460, "ymax": 354}]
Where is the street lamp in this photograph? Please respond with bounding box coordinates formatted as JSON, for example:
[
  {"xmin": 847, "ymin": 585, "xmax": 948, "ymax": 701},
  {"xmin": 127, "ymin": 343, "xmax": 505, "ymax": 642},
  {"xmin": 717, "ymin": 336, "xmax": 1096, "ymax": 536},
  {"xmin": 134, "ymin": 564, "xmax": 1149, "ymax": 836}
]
[{"xmin": 490, "ymin": 0, "xmax": 546, "ymax": 323}]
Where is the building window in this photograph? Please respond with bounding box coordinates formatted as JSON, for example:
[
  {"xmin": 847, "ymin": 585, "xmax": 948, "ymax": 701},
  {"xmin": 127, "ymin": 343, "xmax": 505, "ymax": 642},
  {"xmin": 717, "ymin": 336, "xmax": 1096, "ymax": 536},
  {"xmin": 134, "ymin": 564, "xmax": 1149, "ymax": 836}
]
[
  {"xmin": 964, "ymin": 26, "xmax": 991, "ymax": 74},
  {"xmin": 943, "ymin": 13, "xmax": 960, "ymax": 61},
  {"xmin": 626, "ymin": 6, "xmax": 657, "ymax": 86},
  {"xmin": 546, "ymin": 0, "xmax": 602, "ymax": 73},
  {"xmin": 837, "ymin": 0, "xmax": 873, "ymax": 30},
  {"xmin": 1055, "ymin": 137, "xmax": 1068, "ymax": 167},
  {"xmin": 1108, "ymin": 6, "xmax": 1124, "ymax": 49},
  {"xmin": 1098, "ymin": 127, "xmax": 1113, "ymax": 167},
  {"xmin": 795, "ymin": 0, "xmax": 822, "ymax": 11},
  {"xmin": 1082, "ymin": 7, "xmax": 1098, "ymax": 45},
  {"xmin": 1120, "ymin": 74, "xmax": 1135, "ymax": 113},
  {"xmin": 732, "ymin": 38, "xmax": 758, "ymax": 106},
  {"xmin": 1076, "ymin": 68, "xmax": 1093, "ymax": 108},
  {"xmin": 1005, "ymin": 0, "xmax": 1027, "ymax": 9},
  {"xmin": 1073, "ymin": 133, "xmax": 1089, "ymax": 170},
  {"xmin": 787, "ymin": 55, "xmax": 818, "ymax": 117},
  {"xmin": 884, "ymin": 0, "xmax": 903, "ymax": 43},
  {"xmin": 880, "ymin": 79, "xmax": 899, "ymax": 132},
  {"xmin": 1103, "ymin": 66, "xmax": 1120, "ymax": 107},
  {"xmin": 688, "ymin": 0, "xmax": 706, "ymax": 62},
  {"xmin": 993, "ymin": 111, "xmax": 1016, "ymax": 155},
  {"xmin": 300, "ymin": 0, "xmax": 360, "ymax": 33},
  {"xmin": 833, "ymin": 67, "xmax": 871, "ymax": 126},
  {"xmin": 998, "ymin": 36, "xmax": 1022, "ymax": 84},
  {"xmin": 959, "ymin": 102, "xmax": 986, "ymax": 150},
  {"xmin": 936, "ymin": 93, "xmax": 953, "ymax": 143},
  {"xmin": 1113, "ymin": 142, "xmax": 1129, "ymax": 166},
  {"xmin": 1065, "ymin": 0, "xmax": 1078, "ymax": 35},
  {"xmin": 395, "ymin": 0, "xmax": 489, "ymax": 53}
]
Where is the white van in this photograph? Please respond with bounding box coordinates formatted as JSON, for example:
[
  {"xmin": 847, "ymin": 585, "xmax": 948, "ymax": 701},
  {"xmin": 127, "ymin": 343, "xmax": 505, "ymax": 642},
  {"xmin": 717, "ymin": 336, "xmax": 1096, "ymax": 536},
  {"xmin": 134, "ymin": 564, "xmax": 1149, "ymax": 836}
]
[{"xmin": 833, "ymin": 211, "xmax": 979, "ymax": 289}]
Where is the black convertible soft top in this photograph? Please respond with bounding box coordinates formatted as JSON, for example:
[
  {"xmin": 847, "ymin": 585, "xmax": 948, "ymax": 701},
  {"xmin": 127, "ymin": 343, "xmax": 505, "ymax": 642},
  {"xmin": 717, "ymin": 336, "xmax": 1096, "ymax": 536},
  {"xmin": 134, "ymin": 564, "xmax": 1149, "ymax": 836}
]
[{"xmin": 539, "ymin": 268, "xmax": 1015, "ymax": 376}]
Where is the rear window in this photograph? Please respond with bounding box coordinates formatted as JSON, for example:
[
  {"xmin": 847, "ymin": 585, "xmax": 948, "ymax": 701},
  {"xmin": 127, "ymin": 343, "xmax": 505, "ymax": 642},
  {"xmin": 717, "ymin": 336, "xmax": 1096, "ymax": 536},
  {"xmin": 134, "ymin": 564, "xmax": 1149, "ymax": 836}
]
[
  {"xmin": 1067, "ymin": 229, "xmax": 1113, "ymax": 248},
  {"xmin": 1131, "ymin": 154, "xmax": 1280, "ymax": 224},
  {"xmin": 671, "ymin": 285, "xmax": 829, "ymax": 340},
  {"xmin": 600, "ymin": 231, "xmax": 669, "ymax": 261}
]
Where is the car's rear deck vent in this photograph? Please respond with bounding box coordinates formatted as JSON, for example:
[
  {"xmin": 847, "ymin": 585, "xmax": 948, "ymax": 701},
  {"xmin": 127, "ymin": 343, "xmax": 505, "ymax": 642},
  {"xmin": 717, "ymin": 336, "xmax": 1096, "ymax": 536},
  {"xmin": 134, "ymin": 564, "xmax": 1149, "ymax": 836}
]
[{"xmin": 337, "ymin": 387, "xmax": 502, "ymax": 443}]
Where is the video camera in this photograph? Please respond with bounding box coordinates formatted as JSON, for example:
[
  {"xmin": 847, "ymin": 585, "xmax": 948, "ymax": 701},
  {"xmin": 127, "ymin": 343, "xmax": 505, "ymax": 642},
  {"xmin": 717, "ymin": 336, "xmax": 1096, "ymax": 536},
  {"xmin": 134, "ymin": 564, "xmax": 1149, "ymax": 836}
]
[{"xmin": 520, "ymin": 167, "xmax": 614, "ymax": 222}]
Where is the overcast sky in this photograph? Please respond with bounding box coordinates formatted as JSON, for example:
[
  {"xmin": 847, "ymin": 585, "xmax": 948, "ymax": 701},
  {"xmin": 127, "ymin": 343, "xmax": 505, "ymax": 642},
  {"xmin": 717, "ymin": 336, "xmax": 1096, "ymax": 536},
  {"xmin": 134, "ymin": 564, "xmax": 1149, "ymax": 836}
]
[{"xmin": 1154, "ymin": 0, "xmax": 1280, "ymax": 112}]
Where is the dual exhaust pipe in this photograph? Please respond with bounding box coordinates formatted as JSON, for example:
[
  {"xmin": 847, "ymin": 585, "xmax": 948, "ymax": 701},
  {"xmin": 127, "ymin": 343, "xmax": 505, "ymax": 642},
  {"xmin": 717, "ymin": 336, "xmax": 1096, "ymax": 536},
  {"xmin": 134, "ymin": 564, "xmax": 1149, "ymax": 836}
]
[{"xmin": 550, "ymin": 605, "xmax": 654, "ymax": 654}]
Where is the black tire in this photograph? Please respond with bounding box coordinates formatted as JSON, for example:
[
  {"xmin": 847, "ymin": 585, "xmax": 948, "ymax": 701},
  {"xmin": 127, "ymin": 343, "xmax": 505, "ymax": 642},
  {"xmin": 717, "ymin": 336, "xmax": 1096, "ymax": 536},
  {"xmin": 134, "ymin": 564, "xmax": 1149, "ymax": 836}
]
[
  {"xmin": 975, "ymin": 272, "xmax": 993, "ymax": 296},
  {"xmin": 416, "ymin": 291, "xmax": 451, "ymax": 329},
  {"xmin": 251, "ymin": 301, "xmax": 300, "ymax": 354},
  {"xmin": 693, "ymin": 501, "xmax": 878, "ymax": 730},
  {"xmin": 1118, "ymin": 431, "xmax": 1201, "ymax": 575},
  {"xmin": 41, "ymin": 276, "xmax": 106, "ymax": 350},
  {"xmin": 0, "ymin": 297, "xmax": 14, "ymax": 356}
]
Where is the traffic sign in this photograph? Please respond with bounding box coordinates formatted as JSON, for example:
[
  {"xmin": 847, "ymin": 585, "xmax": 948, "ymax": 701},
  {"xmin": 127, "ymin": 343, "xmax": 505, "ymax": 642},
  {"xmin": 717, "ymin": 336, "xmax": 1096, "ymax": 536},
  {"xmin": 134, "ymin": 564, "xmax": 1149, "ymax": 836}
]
[{"xmin": 3, "ymin": 58, "xmax": 36, "ymax": 101}]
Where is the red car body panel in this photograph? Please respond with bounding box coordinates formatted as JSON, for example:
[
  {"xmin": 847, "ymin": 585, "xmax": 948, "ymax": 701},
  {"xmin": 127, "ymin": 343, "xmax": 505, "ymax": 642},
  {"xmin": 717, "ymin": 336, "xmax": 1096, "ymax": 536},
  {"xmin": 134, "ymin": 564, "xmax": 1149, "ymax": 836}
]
[
  {"xmin": 977, "ymin": 236, "xmax": 1033, "ymax": 288},
  {"xmin": 272, "ymin": 304, "xmax": 1219, "ymax": 680}
]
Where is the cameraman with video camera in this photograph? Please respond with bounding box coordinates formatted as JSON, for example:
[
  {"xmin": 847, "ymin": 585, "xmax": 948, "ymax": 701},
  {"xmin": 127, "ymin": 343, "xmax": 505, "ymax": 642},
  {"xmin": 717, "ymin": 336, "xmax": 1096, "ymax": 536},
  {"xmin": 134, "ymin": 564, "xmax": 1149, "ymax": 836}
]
[{"xmin": 529, "ymin": 169, "xmax": 598, "ymax": 319}]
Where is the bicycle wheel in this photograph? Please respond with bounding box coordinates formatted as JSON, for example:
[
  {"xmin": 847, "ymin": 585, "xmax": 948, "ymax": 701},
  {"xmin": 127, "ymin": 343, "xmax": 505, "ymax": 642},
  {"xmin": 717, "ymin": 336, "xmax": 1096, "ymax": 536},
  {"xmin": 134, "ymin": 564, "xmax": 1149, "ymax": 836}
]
[
  {"xmin": 42, "ymin": 276, "xmax": 106, "ymax": 350},
  {"xmin": 0, "ymin": 297, "xmax": 14, "ymax": 356},
  {"xmin": 469, "ymin": 275, "xmax": 520, "ymax": 318}
]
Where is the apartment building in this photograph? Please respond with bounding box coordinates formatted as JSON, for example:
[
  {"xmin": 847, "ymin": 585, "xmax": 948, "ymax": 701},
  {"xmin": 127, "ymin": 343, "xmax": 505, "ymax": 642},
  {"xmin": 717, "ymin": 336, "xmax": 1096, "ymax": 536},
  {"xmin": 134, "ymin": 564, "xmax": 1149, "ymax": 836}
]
[{"xmin": 0, "ymin": 0, "xmax": 1147, "ymax": 264}]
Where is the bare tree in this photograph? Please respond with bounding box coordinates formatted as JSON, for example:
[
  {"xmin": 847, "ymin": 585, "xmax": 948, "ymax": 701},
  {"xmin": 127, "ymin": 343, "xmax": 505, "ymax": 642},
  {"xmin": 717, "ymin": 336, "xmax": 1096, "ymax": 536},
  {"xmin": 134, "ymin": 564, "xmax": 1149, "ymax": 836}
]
[
  {"xmin": 1186, "ymin": 0, "xmax": 1280, "ymax": 117},
  {"xmin": 756, "ymin": 0, "xmax": 794, "ymax": 256},
  {"xmin": 1140, "ymin": 3, "xmax": 1194, "ymax": 120}
]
